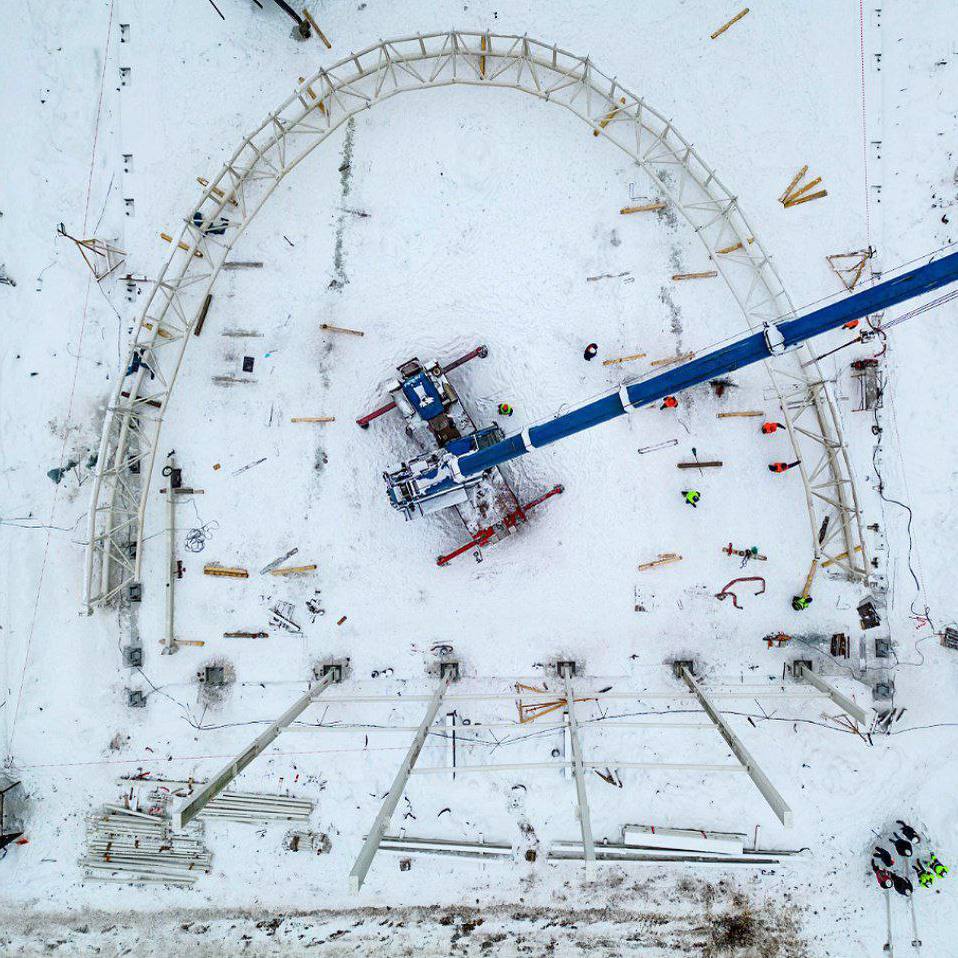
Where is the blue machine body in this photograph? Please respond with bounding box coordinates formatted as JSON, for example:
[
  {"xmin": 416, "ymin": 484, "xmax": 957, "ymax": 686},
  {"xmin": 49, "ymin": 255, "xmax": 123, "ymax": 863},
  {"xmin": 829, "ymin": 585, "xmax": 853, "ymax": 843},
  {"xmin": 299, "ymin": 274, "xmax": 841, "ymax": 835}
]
[
  {"xmin": 384, "ymin": 250, "xmax": 958, "ymax": 517},
  {"xmin": 401, "ymin": 371, "xmax": 446, "ymax": 422}
]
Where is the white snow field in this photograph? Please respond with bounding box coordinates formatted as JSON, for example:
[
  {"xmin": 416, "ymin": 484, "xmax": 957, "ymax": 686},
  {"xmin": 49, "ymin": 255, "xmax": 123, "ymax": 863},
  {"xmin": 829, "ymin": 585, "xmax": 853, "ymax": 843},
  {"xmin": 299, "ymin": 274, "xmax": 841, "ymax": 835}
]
[{"xmin": 2, "ymin": 1, "xmax": 958, "ymax": 955}]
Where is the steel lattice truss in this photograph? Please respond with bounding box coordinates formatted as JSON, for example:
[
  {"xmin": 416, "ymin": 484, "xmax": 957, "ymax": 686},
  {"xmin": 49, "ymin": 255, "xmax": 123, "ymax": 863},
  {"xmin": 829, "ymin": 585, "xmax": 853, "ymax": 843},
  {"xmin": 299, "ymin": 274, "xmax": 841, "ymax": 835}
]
[{"xmin": 83, "ymin": 30, "xmax": 867, "ymax": 610}]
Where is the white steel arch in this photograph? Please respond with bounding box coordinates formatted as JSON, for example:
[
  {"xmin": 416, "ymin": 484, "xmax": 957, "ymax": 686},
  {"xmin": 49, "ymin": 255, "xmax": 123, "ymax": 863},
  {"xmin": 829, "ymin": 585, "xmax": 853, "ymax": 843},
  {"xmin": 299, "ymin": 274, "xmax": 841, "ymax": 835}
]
[{"xmin": 83, "ymin": 30, "xmax": 868, "ymax": 611}]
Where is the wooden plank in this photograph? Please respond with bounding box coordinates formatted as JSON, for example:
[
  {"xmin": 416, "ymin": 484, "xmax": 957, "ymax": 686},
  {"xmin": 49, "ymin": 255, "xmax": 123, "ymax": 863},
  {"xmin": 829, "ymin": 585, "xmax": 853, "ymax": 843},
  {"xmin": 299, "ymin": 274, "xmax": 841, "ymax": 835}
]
[
  {"xmin": 820, "ymin": 545, "xmax": 863, "ymax": 569},
  {"xmin": 716, "ymin": 237, "xmax": 754, "ymax": 254},
  {"xmin": 602, "ymin": 352, "xmax": 647, "ymax": 367},
  {"xmin": 302, "ymin": 9, "xmax": 331, "ymax": 47},
  {"xmin": 784, "ymin": 176, "xmax": 822, "ymax": 202},
  {"xmin": 650, "ymin": 351, "xmax": 695, "ymax": 367},
  {"xmin": 320, "ymin": 323, "xmax": 364, "ymax": 337},
  {"xmin": 673, "ymin": 271, "xmax": 718, "ymax": 281},
  {"xmin": 203, "ymin": 564, "xmax": 249, "ymax": 579},
  {"xmin": 620, "ymin": 203, "xmax": 666, "ymax": 214},
  {"xmin": 638, "ymin": 553, "xmax": 682, "ymax": 571},
  {"xmin": 193, "ymin": 293, "xmax": 213, "ymax": 337},
  {"xmin": 784, "ymin": 189, "xmax": 828, "ymax": 208},
  {"xmin": 710, "ymin": 7, "xmax": 749, "ymax": 40},
  {"xmin": 269, "ymin": 564, "xmax": 318, "ymax": 576},
  {"xmin": 716, "ymin": 411, "xmax": 764, "ymax": 418},
  {"xmin": 160, "ymin": 232, "xmax": 203, "ymax": 258},
  {"xmin": 677, "ymin": 461, "xmax": 723, "ymax": 469},
  {"xmin": 778, "ymin": 165, "xmax": 808, "ymax": 203},
  {"xmin": 290, "ymin": 417, "xmax": 335, "ymax": 423},
  {"xmin": 593, "ymin": 96, "xmax": 626, "ymax": 136}
]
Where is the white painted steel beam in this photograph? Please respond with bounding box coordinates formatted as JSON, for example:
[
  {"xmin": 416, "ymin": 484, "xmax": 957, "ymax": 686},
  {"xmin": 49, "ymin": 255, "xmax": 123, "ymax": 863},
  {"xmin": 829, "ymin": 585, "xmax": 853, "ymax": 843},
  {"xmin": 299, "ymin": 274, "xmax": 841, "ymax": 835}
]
[
  {"xmin": 794, "ymin": 663, "xmax": 869, "ymax": 725},
  {"xmin": 679, "ymin": 667, "xmax": 793, "ymax": 827},
  {"xmin": 172, "ymin": 671, "xmax": 334, "ymax": 829},
  {"xmin": 349, "ymin": 674, "xmax": 451, "ymax": 893},
  {"xmin": 562, "ymin": 669, "xmax": 595, "ymax": 873}
]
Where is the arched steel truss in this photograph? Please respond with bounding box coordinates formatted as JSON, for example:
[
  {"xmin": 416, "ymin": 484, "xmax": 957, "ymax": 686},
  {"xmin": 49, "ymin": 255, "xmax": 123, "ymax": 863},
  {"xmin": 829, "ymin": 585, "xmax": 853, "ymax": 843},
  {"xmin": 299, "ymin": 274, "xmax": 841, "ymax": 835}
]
[{"xmin": 83, "ymin": 30, "xmax": 868, "ymax": 611}]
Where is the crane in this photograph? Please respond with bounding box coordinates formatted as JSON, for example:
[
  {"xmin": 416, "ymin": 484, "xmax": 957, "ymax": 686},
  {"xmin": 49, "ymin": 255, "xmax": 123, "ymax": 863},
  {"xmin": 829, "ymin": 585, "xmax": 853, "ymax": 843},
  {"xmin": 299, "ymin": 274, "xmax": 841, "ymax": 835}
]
[{"xmin": 383, "ymin": 250, "xmax": 958, "ymax": 520}]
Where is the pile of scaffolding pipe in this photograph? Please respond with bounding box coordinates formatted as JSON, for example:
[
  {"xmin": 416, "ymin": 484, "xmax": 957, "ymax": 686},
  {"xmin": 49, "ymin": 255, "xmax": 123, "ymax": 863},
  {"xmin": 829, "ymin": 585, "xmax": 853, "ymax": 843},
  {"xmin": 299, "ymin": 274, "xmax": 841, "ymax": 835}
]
[
  {"xmin": 80, "ymin": 805, "xmax": 210, "ymax": 886},
  {"xmin": 198, "ymin": 790, "xmax": 314, "ymax": 823}
]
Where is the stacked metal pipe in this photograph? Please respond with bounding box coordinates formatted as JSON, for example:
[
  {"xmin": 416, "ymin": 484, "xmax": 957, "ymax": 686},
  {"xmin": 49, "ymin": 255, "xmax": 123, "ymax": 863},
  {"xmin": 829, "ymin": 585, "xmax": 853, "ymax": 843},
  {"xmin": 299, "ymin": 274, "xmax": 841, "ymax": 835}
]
[
  {"xmin": 80, "ymin": 805, "xmax": 210, "ymax": 886},
  {"xmin": 198, "ymin": 790, "xmax": 313, "ymax": 823}
]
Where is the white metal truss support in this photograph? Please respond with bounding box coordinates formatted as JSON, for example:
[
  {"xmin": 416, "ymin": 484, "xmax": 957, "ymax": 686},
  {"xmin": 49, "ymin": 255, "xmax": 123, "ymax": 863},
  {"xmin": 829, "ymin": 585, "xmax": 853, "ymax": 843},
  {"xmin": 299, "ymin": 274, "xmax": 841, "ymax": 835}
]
[
  {"xmin": 349, "ymin": 672, "xmax": 452, "ymax": 893},
  {"xmin": 163, "ymin": 454, "xmax": 176, "ymax": 653},
  {"xmin": 793, "ymin": 663, "xmax": 869, "ymax": 725},
  {"xmin": 172, "ymin": 671, "xmax": 336, "ymax": 830},
  {"xmin": 561, "ymin": 666, "xmax": 595, "ymax": 875},
  {"xmin": 678, "ymin": 667, "xmax": 793, "ymax": 827},
  {"xmin": 83, "ymin": 31, "xmax": 867, "ymax": 610}
]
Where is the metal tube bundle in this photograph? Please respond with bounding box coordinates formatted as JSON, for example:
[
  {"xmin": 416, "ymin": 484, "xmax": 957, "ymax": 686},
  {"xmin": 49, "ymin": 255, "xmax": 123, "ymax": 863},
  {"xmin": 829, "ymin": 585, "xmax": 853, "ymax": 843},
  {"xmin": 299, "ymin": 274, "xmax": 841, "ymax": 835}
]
[
  {"xmin": 197, "ymin": 790, "xmax": 314, "ymax": 823},
  {"xmin": 81, "ymin": 806, "xmax": 210, "ymax": 886}
]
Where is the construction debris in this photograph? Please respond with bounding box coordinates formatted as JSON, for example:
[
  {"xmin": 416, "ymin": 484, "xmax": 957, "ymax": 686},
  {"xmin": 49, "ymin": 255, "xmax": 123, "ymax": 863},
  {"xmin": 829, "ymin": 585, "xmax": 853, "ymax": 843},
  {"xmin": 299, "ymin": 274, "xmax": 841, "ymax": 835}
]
[
  {"xmin": 269, "ymin": 564, "xmax": 317, "ymax": 576},
  {"xmin": 198, "ymin": 790, "xmax": 313, "ymax": 823},
  {"xmin": 638, "ymin": 439, "xmax": 678, "ymax": 454},
  {"xmin": 677, "ymin": 461, "xmax": 723, "ymax": 469},
  {"xmin": 638, "ymin": 553, "xmax": 682, "ymax": 571},
  {"xmin": 203, "ymin": 564, "xmax": 249, "ymax": 578},
  {"xmin": 620, "ymin": 202, "xmax": 665, "ymax": 214},
  {"xmin": 301, "ymin": 9, "xmax": 331, "ymax": 48},
  {"xmin": 270, "ymin": 602, "xmax": 302, "ymax": 633},
  {"xmin": 672, "ymin": 271, "xmax": 718, "ymax": 281},
  {"xmin": 779, "ymin": 166, "xmax": 828, "ymax": 208},
  {"xmin": 320, "ymin": 322, "xmax": 364, "ymax": 337},
  {"xmin": 710, "ymin": 7, "xmax": 749, "ymax": 40},
  {"xmin": 290, "ymin": 417, "xmax": 335, "ymax": 423},
  {"xmin": 593, "ymin": 96, "xmax": 626, "ymax": 136},
  {"xmin": 224, "ymin": 631, "xmax": 269, "ymax": 639},
  {"xmin": 602, "ymin": 352, "xmax": 647, "ymax": 367},
  {"xmin": 651, "ymin": 351, "xmax": 696, "ymax": 367},
  {"xmin": 716, "ymin": 237, "xmax": 754, "ymax": 254},
  {"xmin": 716, "ymin": 410, "xmax": 764, "ymax": 418}
]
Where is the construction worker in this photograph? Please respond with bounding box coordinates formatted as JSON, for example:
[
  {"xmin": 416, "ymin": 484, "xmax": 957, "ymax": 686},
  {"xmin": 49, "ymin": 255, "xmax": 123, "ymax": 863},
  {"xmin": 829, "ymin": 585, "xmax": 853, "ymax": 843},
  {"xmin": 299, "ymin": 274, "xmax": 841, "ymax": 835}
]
[
  {"xmin": 872, "ymin": 861, "xmax": 894, "ymax": 889},
  {"xmin": 661, "ymin": 396, "xmax": 678, "ymax": 410},
  {"xmin": 792, "ymin": 594, "xmax": 813, "ymax": 611},
  {"xmin": 929, "ymin": 853, "xmax": 949, "ymax": 878},
  {"xmin": 761, "ymin": 421, "xmax": 786, "ymax": 434},
  {"xmin": 891, "ymin": 834, "xmax": 914, "ymax": 858},
  {"xmin": 682, "ymin": 489, "xmax": 700, "ymax": 508},
  {"xmin": 874, "ymin": 846, "xmax": 895, "ymax": 869},
  {"xmin": 890, "ymin": 873, "xmax": 914, "ymax": 898},
  {"xmin": 497, "ymin": 402, "xmax": 514, "ymax": 417},
  {"xmin": 125, "ymin": 350, "xmax": 155, "ymax": 380},
  {"xmin": 843, "ymin": 318, "xmax": 860, "ymax": 330},
  {"xmin": 769, "ymin": 460, "xmax": 801, "ymax": 473},
  {"xmin": 583, "ymin": 343, "xmax": 598, "ymax": 361},
  {"xmin": 897, "ymin": 821, "xmax": 921, "ymax": 844},
  {"xmin": 914, "ymin": 860, "xmax": 935, "ymax": 888}
]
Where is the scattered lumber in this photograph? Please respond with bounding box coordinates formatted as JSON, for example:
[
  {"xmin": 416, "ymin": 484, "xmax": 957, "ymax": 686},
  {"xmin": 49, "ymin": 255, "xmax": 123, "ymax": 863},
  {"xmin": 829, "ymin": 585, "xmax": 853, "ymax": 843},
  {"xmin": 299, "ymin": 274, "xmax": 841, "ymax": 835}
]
[
  {"xmin": 196, "ymin": 176, "xmax": 238, "ymax": 207},
  {"xmin": 222, "ymin": 261, "xmax": 263, "ymax": 270},
  {"xmin": 224, "ymin": 631, "xmax": 269, "ymax": 639},
  {"xmin": 780, "ymin": 167, "xmax": 827, "ymax": 208},
  {"xmin": 159, "ymin": 232, "xmax": 203, "ymax": 258},
  {"xmin": 269, "ymin": 564, "xmax": 317, "ymax": 576},
  {"xmin": 672, "ymin": 271, "xmax": 718, "ymax": 281},
  {"xmin": 302, "ymin": 8, "xmax": 331, "ymax": 47},
  {"xmin": 638, "ymin": 553, "xmax": 682, "ymax": 571},
  {"xmin": 203, "ymin": 564, "xmax": 249, "ymax": 578},
  {"xmin": 336, "ymin": 615, "xmax": 347, "ymax": 626},
  {"xmin": 141, "ymin": 321, "xmax": 173, "ymax": 339},
  {"xmin": 290, "ymin": 417, "xmax": 335, "ymax": 423},
  {"xmin": 620, "ymin": 202, "xmax": 665, "ymax": 214},
  {"xmin": 677, "ymin": 461, "xmax": 723, "ymax": 469},
  {"xmin": 320, "ymin": 322, "xmax": 364, "ymax": 337},
  {"xmin": 710, "ymin": 7, "xmax": 749, "ymax": 40},
  {"xmin": 602, "ymin": 352, "xmax": 647, "ymax": 367},
  {"xmin": 716, "ymin": 410, "xmax": 764, "ymax": 418},
  {"xmin": 593, "ymin": 96, "xmax": 626, "ymax": 136},
  {"xmin": 821, "ymin": 545, "xmax": 863, "ymax": 569},
  {"xmin": 716, "ymin": 237, "xmax": 754, "ymax": 254},
  {"xmin": 827, "ymin": 249, "xmax": 874, "ymax": 291},
  {"xmin": 651, "ymin": 351, "xmax": 695, "ymax": 367},
  {"xmin": 121, "ymin": 390, "xmax": 161, "ymax": 409},
  {"xmin": 170, "ymin": 639, "xmax": 205, "ymax": 648}
]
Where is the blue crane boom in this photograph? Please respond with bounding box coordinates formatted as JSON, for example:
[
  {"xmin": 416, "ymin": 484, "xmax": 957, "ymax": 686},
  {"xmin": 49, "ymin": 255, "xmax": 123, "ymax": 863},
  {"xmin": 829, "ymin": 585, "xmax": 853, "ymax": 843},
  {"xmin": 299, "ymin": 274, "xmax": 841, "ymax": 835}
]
[{"xmin": 383, "ymin": 250, "xmax": 958, "ymax": 518}]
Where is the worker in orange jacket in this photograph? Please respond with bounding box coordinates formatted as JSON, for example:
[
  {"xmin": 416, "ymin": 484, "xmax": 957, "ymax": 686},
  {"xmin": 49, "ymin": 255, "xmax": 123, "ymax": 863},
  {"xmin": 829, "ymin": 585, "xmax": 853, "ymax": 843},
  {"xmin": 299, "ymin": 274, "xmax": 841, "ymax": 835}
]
[
  {"xmin": 769, "ymin": 460, "xmax": 800, "ymax": 473},
  {"xmin": 661, "ymin": 396, "xmax": 678, "ymax": 410},
  {"xmin": 761, "ymin": 421, "xmax": 786, "ymax": 434}
]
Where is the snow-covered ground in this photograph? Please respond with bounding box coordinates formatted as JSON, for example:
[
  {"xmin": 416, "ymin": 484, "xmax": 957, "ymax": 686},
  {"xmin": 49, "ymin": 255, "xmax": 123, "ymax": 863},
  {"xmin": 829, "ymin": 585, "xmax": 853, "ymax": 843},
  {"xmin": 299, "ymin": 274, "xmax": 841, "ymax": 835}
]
[{"xmin": 2, "ymin": 1, "xmax": 957, "ymax": 955}]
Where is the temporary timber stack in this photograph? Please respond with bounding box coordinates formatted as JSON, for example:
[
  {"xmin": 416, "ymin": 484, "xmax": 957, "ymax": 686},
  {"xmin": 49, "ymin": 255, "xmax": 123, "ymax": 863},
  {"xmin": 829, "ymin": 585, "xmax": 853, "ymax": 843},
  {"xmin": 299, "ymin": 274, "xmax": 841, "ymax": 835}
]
[{"xmin": 81, "ymin": 805, "xmax": 210, "ymax": 886}]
